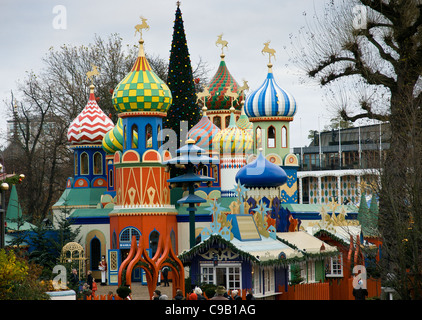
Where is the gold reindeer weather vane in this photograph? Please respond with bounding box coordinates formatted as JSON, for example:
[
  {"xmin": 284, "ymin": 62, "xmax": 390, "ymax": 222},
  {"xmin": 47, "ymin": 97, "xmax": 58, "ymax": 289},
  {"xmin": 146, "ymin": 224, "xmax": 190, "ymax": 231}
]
[
  {"xmin": 86, "ymin": 64, "xmax": 99, "ymax": 86},
  {"xmin": 262, "ymin": 40, "xmax": 276, "ymax": 65},
  {"xmin": 216, "ymin": 34, "xmax": 228, "ymax": 55},
  {"xmin": 134, "ymin": 16, "xmax": 150, "ymax": 40}
]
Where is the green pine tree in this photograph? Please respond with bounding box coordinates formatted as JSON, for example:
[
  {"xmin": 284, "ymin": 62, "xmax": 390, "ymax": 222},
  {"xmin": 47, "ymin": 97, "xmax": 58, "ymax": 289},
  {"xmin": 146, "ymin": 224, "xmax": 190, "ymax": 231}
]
[{"xmin": 164, "ymin": 2, "xmax": 200, "ymax": 148}]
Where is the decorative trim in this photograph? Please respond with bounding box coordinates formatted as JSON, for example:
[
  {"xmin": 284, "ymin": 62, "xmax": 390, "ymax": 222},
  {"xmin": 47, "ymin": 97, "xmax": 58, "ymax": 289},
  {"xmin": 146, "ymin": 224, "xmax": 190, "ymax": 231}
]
[
  {"xmin": 249, "ymin": 116, "xmax": 293, "ymax": 122},
  {"xmin": 118, "ymin": 111, "xmax": 167, "ymax": 118}
]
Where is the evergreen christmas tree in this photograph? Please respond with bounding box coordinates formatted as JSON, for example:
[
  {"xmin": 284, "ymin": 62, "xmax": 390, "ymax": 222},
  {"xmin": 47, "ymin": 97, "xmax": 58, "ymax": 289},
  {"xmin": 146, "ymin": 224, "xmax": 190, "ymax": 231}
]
[{"xmin": 164, "ymin": 2, "xmax": 200, "ymax": 149}]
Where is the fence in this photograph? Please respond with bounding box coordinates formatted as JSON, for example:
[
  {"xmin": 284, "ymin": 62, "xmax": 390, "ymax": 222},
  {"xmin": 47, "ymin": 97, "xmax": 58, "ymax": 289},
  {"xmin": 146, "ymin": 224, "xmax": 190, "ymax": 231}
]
[{"xmin": 278, "ymin": 278, "xmax": 381, "ymax": 300}]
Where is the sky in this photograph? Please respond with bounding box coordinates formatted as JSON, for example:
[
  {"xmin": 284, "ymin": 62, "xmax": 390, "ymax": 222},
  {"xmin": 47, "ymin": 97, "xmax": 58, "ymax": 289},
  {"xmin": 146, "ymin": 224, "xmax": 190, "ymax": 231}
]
[{"xmin": 0, "ymin": 0, "xmax": 335, "ymax": 149}]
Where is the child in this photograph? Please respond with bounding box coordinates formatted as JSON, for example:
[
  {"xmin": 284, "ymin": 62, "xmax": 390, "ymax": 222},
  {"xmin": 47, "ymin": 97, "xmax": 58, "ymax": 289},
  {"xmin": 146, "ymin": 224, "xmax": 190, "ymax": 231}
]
[{"xmin": 91, "ymin": 278, "xmax": 98, "ymax": 297}]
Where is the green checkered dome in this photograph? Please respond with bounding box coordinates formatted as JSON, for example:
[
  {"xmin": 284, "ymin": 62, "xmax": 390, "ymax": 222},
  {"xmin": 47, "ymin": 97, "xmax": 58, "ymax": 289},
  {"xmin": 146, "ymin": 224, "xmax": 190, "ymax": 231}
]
[{"xmin": 112, "ymin": 40, "xmax": 172, "ymax": 113}]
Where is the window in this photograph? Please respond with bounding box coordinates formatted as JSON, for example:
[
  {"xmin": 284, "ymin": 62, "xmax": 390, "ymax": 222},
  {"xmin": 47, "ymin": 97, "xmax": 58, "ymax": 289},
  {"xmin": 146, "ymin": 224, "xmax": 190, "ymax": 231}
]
[
  {"xmin": 132, "ymin": 124, "xmax": 138, "ymax": 149},
  {"xmin": 256, "ymin": 126, "xmax": 262, "ymax": 149},
  {"xmin": 307, "ymin": 261, "xmax": 316, "ymax": 283},
  {"xmin": 119, "ymin": 227, "xmax": 141, "ymax": 248},
  {"xmin": 264, "ymin": 267, "xmax": 274, "ymax": 293},
  {"xmin": 225, "ymin": 115, "xmax": 230, "ymax": 128},
  {"xmin": 200, "ymin": 263, "xmax": 242, "ymax": 291},
  {"xmin": 326, "ymin": 254, "xmax": 343, "ymax": 277},
  {"xmin": 149, "ymin": 230, "xmax": 160, "ymax": 258},
  {"xmin": 93, "ymin": 152, "xmax": 103, "ymax": 175},
  {"xmin": 268, "ymin": 126, "xmax": 276, "ymax": 148},
  {"xmin": 145, "ymin": 124, "xmax": 152, "ymax": 149},
  {"xmin": 108, "ymin": 169, "xmax": 113, "ymax": 188},
  {"xmin": 90, "ymin": 237, "xmax": 101, "ymax": 271},
  {"xmin": 281, "ymin": 126, "xmax": 287, "ymax": 148},
  {"xmin": 157, "ymin": 125, "xmax": 161, "ymax": 148},
  {"xmin": 80, "ymin": 152, "xmax": 89, "ymax": 175},
  {"xmin": 74, "ymin": 153, "xmax": 78, "ymax": 176},
  {"xmin": 213, "ymin": 116, "xmax": 221, "ymax": 129}
]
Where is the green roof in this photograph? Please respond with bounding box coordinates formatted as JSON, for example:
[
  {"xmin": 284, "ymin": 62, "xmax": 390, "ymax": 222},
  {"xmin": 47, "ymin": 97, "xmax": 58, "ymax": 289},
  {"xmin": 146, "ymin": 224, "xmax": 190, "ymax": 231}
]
[
  {"xmin": 68, "ymin": 208, "xmax": 114, "ymax": 219},
  {"xmin": 53, "ymin": 187, "xmax": 107, "ymax": 208},
  {"xmin": 5, "ymin": 185, "xmax": 35, "ymax": 231}
]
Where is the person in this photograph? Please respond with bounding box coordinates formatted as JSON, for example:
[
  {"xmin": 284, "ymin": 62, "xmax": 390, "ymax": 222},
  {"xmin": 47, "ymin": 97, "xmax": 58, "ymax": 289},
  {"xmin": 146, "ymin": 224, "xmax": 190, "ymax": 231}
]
[
  {"xmin": 231, "ymin": 289, "xmax": 242, "ymax": 301},
  {"xmin": 194, "ymin": 287, "xmax": 206, "ymax": 300},
  {"xmin": 87, "ymin": 270, "xmax": 93, "ymax": 290},
  {"xmin": 174, "ymin": 289, "xmax": 185, "ymax": 300},
  {"xmin": 189, "ymin": 292, "xmax": 197, "ymax": 300},
  {"xmin": 210, "ymin": 286, "xmax": 229, "ymax": 300},
  {"xmin": 353, "ymin": 280, "xmax": 368, "ymax": 300},
  {"xmin": 81, "ymin": 283, "xmax": 92, "ymax": 300},
  {"xmin": 70, "ymin": 268, "xmax": 78, "ymax": 287},
  {"xmin": 162, "ymin": 266, "xmax": 170, "ymax": 287},
  {"xmin": 91, "ymin": 278, "xmax": 98, "ymax": 297},
  {"xmin": 153, "ymin": 289, "xmax": 161, "ymax": 300},
  {"xmin": 246, "ymin": 289, "xmax": 255, "ymax": 300},
  {"xmin": 108, "ymin": 291, "xmax": 115, "ymax": 300},
  {"xmin": 98, "ymin": 256, "xmax": 107, "ymax": 285},
  {"xmin": 159, "ymin": 294, "xmax": 169, "ymax": 300}
]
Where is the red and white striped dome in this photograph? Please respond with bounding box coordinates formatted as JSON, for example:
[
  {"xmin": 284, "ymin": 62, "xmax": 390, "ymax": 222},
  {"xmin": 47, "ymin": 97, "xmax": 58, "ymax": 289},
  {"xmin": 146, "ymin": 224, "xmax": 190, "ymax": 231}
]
[{"xmin": 67, "ymin": 85, "xmax": 114, "ymax": 145}]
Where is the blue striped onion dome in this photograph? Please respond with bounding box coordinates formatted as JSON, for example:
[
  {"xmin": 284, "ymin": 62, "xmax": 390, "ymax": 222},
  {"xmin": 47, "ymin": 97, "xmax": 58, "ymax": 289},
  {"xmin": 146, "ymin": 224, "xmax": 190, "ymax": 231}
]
[
  {"xmin": 245, "ymin": 71, "xmax": 297, "ymax": 118},
  {"xmin": 212, "ymin": 110, "xmax": 253, "ymax": 155},
  {"xmin": 187, "ymin": 108, "xmax": 220, "ymax": 152}
]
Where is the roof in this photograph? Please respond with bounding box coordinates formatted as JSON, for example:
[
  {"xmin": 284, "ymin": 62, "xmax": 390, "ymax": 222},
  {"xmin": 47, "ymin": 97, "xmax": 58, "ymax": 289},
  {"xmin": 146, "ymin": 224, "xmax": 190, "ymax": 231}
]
[
  {"xmin": 112, "ymin": 39, "xmax": 172, "ymax": 113},
  {"xmin": 245, "ymin": 69, "xmax": 296, "ymax": 118},
  {"xmin": 67, "ymin": 85, "xmax": 114, "ymax": 145},
  {"xmin": 52, "ymin": 187, "xmax": 106, "ymax": 208},
  {"xmin": 277, "ymin": 231, "xmax": 337, "ymax": 255},
  {"xmin": 187, "ymin": 112, "xmax": 220, "ymax": 152}
]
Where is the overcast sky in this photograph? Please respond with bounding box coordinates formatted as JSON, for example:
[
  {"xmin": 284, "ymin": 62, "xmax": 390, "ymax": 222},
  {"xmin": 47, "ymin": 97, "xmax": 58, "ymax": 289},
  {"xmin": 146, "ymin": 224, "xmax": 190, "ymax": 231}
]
[{"xmin": 0, "ymin": 0, "xmax": 337, "ymax": 148}]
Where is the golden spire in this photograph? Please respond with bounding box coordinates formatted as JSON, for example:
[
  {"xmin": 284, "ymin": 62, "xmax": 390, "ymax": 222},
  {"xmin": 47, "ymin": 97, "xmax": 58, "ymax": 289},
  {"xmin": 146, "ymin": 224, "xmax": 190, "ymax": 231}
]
[{"xmin": 134, "ymin": 16, "xmax": 149, "ymax": 57}]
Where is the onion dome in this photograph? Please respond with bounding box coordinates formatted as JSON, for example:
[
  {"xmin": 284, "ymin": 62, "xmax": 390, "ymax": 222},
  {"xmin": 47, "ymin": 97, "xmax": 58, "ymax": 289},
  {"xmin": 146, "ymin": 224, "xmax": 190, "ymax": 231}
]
[
  {"xmin": 112, "ymin": 39, "xmax": 172, "ymax": 113},
  {"xmin": 236, "ymin": 102, "xmax": 253, "ymax": 136},
  {"xmin": 212, "ymin": 108, "xmax": 253, "ymax": 155},
  {"xmin": 68, "ymin": 85, "xmax": 114, "ymax": 145},
  {"xmin": 235, "ymin": 151, "xmax": 288, "ymax": 188},
  {"xmin": 187, "ymin": 107, "xmax": 220, "ymax": 152},
  {"xmin": 206, "ymin": 54, "xmax": 243, "ymax": 111},
  {"xmin": 102, "ymin": 118, "xmax": 138, "ymax": 154},
  {"xmin": 245, "ymin": 64, "xmax": 297, "ymax": 118}
]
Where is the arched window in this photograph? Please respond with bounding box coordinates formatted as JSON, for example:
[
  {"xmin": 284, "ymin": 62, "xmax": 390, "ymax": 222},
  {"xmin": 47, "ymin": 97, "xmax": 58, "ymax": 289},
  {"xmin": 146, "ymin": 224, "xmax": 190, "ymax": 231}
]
[
  {"xmin": 225, "ymin": 115, "xmax": 230, "ymax": 128},
  {"xmin": 149, "ymin": 230, "xmax": 160, "ymax": 258},
  {"xmin": 124, "ymin": 125, "xmax": 127, "ymax": 149},
  {"xmin": 112, "ymin": 231, "xmax": 117, "ymax": 250},
  {"xmin": 268, "ymin": 126, "xmax": 276, "ymax": 148},
  {"xmin": 255, "ymin": 126, "xmax": 262, "ymax": 149},
  {"xmin": 108, "ymin": 169, "xmax": 114, "ymax": 188},
  {"xmin": 132, "ymin": 124, "xmax": 138, "ymax": 149},
  {"xmin": 213, "ymin": 116, "xmax": 221, "ymax": 129},
  {"xmin": 90, "ymin": 237, "xmax": 101, "ymax": 271},
  {"xmin": 157, "ymin": 124, "xmax": 161, "ymax": 148},
  {"xmin": 80, "ymin": 152, "xmax": 89, "ymax": 175},
  {"xmin": 145, "ymin": 124, "xmax": 152, "ymax": 149},
  {"xmin": 119, "ymin": 227, "xmax": 141, "ymax": 248},
  {"xmin": 74, "ymin": 153, "xmax": 78, "ymax": 175},
  {"xmin": 281, "ymin": 126, "xmax": 288, "ymax": 148},
  {"xmin": 93, "ymin": 152, "xmax": 103, "ymax": 175}
]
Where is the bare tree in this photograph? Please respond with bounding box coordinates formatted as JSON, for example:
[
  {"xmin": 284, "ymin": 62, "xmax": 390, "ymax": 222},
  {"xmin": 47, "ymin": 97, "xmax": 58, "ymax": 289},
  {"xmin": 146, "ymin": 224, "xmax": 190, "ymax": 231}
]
[{"xmin": 291, "ymin": 0, "xmax": 422, "ymax": 299}]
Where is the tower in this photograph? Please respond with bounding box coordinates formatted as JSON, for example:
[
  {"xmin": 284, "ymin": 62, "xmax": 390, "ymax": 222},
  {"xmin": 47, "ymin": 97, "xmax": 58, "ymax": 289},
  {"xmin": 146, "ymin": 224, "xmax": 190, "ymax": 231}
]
[
  {"xmin": 204, "ymin": 35, "xmax": 245, "ymax": 130},
  {"xmin": 244, "ymin": 41, "xmax": 299, "ymax": 203},
  {"xmin": 65, "ymin": 83, "xmax": 114, "ymax": 206},
  {"xmin": 108, "ymin": 20, "xmax": 178, "ymax": 262}
]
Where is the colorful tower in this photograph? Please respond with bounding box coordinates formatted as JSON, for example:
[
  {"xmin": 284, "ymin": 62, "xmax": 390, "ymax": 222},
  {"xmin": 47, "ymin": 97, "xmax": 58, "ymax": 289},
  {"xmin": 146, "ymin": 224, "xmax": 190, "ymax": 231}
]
[
  {"xmin": 244, "ymin": 42, "xmax": 299, "ymax": 203},
  {"xmin": 204, "ymin": 35, "xmax": 245, "ymax": 130},
  {"xmin": 213, "ymin": 108, "xmax": 253, "ymax": 198},
  {"xmin": 187, "ymin": 106, "xmax": 221, "ymax": 193},
  {"xmin": 107, "ymin": 22, "xmax": 178, "ymax": 263},
  {"xmin": 65, "ymin": 84, "xmax": 114, "ymax": 203}
]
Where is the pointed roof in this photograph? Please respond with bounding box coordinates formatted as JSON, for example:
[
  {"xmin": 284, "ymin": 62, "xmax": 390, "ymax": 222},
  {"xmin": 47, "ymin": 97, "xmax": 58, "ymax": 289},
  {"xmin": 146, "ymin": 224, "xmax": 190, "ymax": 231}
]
[
  {"xmin": 67, "ymin": 85, "xmax": 114, "ymax": 145},
  {"xmin": 6, "ymin": 185, "xmax": 34, "ymax": 231},
  {"xmin": 112, "ymin": 35, "xmax": 172, "ymax": 113},
  {"xmin": 187, "ymin": 107, "xmax": 220, "ymax": 153},
  {"xmin": 206, "ymin": 54, "xmax": 243, "ymax": 111}
]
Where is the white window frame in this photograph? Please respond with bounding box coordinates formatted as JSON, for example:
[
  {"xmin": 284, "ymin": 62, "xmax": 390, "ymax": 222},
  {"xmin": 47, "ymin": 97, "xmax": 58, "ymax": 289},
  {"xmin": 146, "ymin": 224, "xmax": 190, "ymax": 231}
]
[
  {"xmin": 200, "ymin": 262, "xmax": 242, "ymax": 291},
  {"xmin": 326, "ymin": 254, "xmax": 343, "ymax": 277}
]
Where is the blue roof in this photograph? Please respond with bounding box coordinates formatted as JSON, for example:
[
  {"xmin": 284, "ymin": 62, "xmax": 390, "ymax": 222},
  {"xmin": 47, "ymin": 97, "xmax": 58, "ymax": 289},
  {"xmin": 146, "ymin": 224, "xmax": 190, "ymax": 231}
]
[{"xmin": 235, "ymin": 152, "xmax": 287, "ymax": 187}]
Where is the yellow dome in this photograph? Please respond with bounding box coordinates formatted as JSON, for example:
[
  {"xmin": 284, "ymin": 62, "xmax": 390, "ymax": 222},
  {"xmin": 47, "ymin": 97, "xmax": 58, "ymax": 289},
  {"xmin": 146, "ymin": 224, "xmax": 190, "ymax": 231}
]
[{"xmin": 112, "ymin": 40, "xmax": 172, "ymax": 114}]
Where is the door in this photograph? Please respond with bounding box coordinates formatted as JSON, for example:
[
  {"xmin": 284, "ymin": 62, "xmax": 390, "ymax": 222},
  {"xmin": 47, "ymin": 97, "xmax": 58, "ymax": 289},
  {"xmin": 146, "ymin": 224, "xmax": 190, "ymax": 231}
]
[
  {"xmin": 108, "ymin": 250, "xmax": 121, "ymax": 286},
  {"xmin": 216, "ymin": 267, "xmax": 227, "ymax": 288}
]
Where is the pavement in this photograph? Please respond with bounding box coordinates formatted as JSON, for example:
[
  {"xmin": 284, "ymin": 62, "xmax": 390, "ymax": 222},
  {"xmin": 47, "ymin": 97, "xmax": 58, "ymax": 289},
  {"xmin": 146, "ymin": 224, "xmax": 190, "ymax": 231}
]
[{"xmin": 94, "ymin": 281, "xmax": 174, "ymax": 300}]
